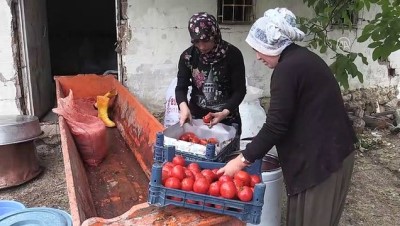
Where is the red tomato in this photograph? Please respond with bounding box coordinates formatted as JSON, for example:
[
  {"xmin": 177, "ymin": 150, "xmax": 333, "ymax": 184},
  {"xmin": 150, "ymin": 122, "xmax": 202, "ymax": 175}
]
[
  {"xmin": 199, "ymin": 138, "xmax": 208, "ymax": 145},
  {"xmin": 170, "ymin": 196, "xmax": 182, "ymax": 201},
  {"xmin": 179, "ymin": 132, "xmax": 196, "ymax": 142},
  {"xmin": 186, "ymin": 199, "xmax": 197, "ymax": 204},
  {"xmin": 187, "ymin": 163, "xmax": 201, "ymax": 173},
  {"xmin": 218, "ymin": 175, "xmax": 233, "ymax": 183},
  {"xmin": 202, "ymin": 112, "xmax": 213, "ymax": 123},
  {"xmin": 234, "ymin": 171, "xmax": 251, "ymax": 186},
  {"xmin": 162, "ymin": 165, "xmax": 172, "ymax": 177},
  {"xmin": 212, "ymin": 169, "xmax": 223, "ymax": 180},
  {"xmin": 164, "ymin": 162, "xmax": 175, "ymax": 168},
  {"xmin": 237, "ymin": 186, "xmax": 253, "ymax": 202},
  {"xmin": 207, "ymin": 138, "xmax": 219, "ymax": 144},
  {"xmin": 208, "ymin": 181, "xmax": 221, "ymax": 196},
  {"xmin": 171, "ymin": 165, "xmax": 185, "ymax": 181},
  {"xmin": 198, "ymin": 201, "xmax": 212, "ymax": 207},
  {"xmin": 181, "ymin": 177, "xmax": 195, "ymax": 191},
  {"xmin": 193, "ymin": 178, "xmax": 210, "ymax": 194},
  {"xmin": 185, "ymin": 132, "xmax": 196, "ymax": 139},
  {"xmin": 162, "ymin": 165, "xmax": 173, "ymax": 185},
  {"xmin": 172, "ymin": 155, "xmax": 186, "ymax": 166},
  {"xmin": 184, "ymin": 169, "xmax": 195, "ymax": 179},
  {"xmin": 164, "ymin": 177, "xmax": 181, "ymax": 189},
  {"xmin": 233, "ymin": 178, "xmax": 245, "ymax": 189},
  {"xmin": 201, "ymin": 169, "xmax": 216, "ymax": 183},
  {"xmin": 250, "ymin": 174, "xmax": 262, "ymax": 187},
  {"xmin": 179, "ymin": 134, "xmax": 189, "ymax": 141},
  {"xmin": 189, "ymin": 136, "xmax": 200, "ymax": 144},
  {"xmin": 194, "ymin": 173, "xmax": 206, "ymax": 181},
  {"xmin": 220, "ymin": 181, "xmax": 237, "ymax": 199}
]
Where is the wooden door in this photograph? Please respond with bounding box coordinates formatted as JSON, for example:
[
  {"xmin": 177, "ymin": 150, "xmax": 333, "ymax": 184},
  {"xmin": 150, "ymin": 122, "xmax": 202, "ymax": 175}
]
[{"xmin": 18, "ymin": 0, "xmax": 54, "ymax": 118}]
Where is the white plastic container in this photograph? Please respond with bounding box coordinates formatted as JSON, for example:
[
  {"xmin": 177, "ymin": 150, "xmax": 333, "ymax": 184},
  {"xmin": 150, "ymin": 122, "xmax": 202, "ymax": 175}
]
[{"xmin": 248, "ymin": 153, "xmax": 283, "ymax": 226}]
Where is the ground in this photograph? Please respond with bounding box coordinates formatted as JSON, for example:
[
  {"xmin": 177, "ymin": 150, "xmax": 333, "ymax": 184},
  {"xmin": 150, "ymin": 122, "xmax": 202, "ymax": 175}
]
[
  {"xmin": 339, "ymin": 131, "xmax": 400, "ymax": 226},
  {"xmin": 0, "ymin": 125, "xmax": 399, "ymax": 225},
  {"xmin": 0, "ymin": 135, "xmax": 69, "ymax": 211}
]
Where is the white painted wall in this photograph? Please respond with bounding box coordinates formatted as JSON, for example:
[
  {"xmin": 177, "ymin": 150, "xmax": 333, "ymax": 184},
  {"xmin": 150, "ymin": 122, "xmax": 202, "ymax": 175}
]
[
  {"xmin": 0, "ymin": 1, "xmax": 20, "ymax": 115},
  {"xmin": 124, "ymin": 0, "xmax": 400, "ymax": 112},
  {"xmin": 0, "ymin": 1, "xmax": 399, "ymax": 115},
  {"xmin": 124, "ymin": 0, "xmax": 305, "ymax": 112},
  {"xmin": 320, "ymin": 4, "xmax": 400, "ymax": 89}
]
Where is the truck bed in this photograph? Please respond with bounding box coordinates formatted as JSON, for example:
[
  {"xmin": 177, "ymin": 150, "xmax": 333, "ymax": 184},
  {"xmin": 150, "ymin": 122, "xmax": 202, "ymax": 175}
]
[
  {"xmin": 86, "ymin": 128, "xmax": 149, "ymax": 218},
  {"xmin": 55, "ymin": 75, "xmax": 244, "ymax": 226}
]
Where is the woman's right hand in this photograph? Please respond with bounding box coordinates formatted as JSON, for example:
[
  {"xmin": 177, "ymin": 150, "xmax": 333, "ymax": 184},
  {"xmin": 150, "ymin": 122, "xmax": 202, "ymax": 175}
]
[
  {"xmin": 179, "ymin": 102, "xmax": 192, "ymax": 126},
  {"xmin": 216, "ymin": 154, "xmax": 248, "ymax": 177}
]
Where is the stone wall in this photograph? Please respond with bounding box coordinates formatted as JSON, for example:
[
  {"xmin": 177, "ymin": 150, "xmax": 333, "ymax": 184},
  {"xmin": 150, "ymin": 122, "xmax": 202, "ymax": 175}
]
[
  {"xmin": 260, "ymin": 86, "xmax": 400, "ymax": 134},
  {"xmin": 343, "ymin": 86, "xmax": 399, "ymax": 118}
]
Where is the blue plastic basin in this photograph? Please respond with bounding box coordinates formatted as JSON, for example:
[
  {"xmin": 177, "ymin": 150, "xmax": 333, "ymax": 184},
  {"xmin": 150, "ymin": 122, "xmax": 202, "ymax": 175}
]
[
  {"xmin": 0, "ymin": 207, "xmax": 72, "ymax": 226},
  {"xmin": 0, "ymin": 200, "xmax": 25, "ymax": 216}
]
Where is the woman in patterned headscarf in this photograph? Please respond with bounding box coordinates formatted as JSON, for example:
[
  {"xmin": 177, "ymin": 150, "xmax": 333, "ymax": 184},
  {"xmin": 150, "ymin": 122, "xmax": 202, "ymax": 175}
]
[
  {"xmin": 175, "ymin": 12, "xmax": 246, "ymax": 138},
  {"xmin": 218, "ymin": 8, "xmax": 357, "ymax": 226}
]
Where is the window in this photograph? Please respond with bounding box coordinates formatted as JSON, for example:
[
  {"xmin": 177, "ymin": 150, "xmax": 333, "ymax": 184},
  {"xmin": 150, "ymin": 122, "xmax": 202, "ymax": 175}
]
[
  {"xmin": 217, "ymin": 0, "xmax": 256, "ymax": 25},
  {"xmin": 330, "ymin": 0, "xmax": 358, "ymax": 28}
]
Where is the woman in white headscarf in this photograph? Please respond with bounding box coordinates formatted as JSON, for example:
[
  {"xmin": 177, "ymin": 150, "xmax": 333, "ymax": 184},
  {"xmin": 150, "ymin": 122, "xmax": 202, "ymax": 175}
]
[{"xmin": 218, "ymin": 8, "xmax": 357, "ymax": 226}]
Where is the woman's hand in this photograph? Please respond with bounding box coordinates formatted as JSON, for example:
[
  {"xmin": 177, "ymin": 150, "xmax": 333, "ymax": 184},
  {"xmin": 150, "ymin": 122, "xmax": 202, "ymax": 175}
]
[
  {"xmin": 179, "ymin": 102, "xmax": 192, "ymax": 126},
  {"xmin": 216, "ymin": 154, "xmax": 248, "ymax": 177},
  {"xmin": 209, "ymin": 109, "xmax": 230, "ymax": 127}
]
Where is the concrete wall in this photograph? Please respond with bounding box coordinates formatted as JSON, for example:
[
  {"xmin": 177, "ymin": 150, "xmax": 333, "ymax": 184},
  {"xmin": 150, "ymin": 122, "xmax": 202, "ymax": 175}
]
[
  {"xmin": 321, "ymin": 4, "xmax": 400, "ymax": 89},
  {"xmin": 0, "ymin": 0, "xmax": 399, "ymax": 115},
  {"xmin": 124, "ymin": 0, "xmax": 400, "ymax": 112},
  {"xmin": 124, "ymin": 0, "xmax": 311, "ymax": 112},
  {"xmin": 0, "ymin": 1, "xmax": 20, "ymax": 115}
]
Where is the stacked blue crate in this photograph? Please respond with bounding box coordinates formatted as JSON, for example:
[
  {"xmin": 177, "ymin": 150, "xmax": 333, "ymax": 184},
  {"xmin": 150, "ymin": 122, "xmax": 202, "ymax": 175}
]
[
  {"xmin": 156, "ymin": 129, "xmax": 240, "ymax": 162},
  {"xmin": 148, "ymin": 144, "xmax": 265, "ymax": 225}
]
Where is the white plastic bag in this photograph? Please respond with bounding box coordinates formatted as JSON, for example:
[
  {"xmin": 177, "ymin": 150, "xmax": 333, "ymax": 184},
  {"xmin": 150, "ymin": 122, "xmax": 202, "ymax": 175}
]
[
  {"xmin": 164, "ymin": 78, "xmax": 191, "ymax": 127},
  {"xmin": 239, "ymin": 86, "xmax": 266, "ymax": 139}
]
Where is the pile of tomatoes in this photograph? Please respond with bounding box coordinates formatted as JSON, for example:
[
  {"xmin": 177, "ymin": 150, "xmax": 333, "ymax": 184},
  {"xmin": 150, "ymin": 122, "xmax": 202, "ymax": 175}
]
[
  {"xmin": 178, "ymin": 132, "xmax": 218, "ymax": 146},
  {"xmin": 162, "ymin": 155, "xmax": 261, "ymax": 204}
]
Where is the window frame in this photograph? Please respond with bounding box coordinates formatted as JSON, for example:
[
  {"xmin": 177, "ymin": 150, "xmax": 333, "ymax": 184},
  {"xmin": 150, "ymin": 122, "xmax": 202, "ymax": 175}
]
[{"xmin": 217, "ymin": 0, "xmax": 256, "ymax": 25}]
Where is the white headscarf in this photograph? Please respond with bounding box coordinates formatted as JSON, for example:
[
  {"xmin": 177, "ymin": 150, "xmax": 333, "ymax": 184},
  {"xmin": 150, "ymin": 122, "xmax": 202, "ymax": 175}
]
[{"xmin": 246, "ymin": 8, "xmax": 305, "ymax": 56}]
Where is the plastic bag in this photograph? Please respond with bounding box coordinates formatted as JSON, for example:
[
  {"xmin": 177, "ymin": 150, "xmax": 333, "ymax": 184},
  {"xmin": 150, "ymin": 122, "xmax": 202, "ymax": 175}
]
[
  {"xmin": 239, "ymin": 86, "xmax": 267, "ymax": 139},
  {"xmin": 53, "ymin": 90, "xmax": 107, "ymax": 166},
  {"xmin": 164, "ymin": 78, "xmax": 191, "ymax": 127}
]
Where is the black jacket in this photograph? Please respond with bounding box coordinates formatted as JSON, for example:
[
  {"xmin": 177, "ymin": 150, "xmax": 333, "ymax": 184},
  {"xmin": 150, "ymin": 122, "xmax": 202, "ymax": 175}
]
[
  {"xmin": 242, "ymin": 44, "xmax": 357, "ymax": 196},
  {"xmin": 175, "ymin": 44, "xmax": 246, "ymax": 119}
]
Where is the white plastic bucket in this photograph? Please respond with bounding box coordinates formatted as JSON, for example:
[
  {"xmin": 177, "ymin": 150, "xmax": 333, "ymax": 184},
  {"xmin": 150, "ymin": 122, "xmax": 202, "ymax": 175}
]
[{"xmin": 247, "ymin": 153, "xmax": 283, "ymax": 226}]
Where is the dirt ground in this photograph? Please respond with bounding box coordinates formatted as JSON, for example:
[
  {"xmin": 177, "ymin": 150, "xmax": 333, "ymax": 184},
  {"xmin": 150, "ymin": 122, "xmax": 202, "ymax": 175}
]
[
  {"xmin": 0, "ymin": 134, "xmax": 70, "ymax": 212},
  {"xmin": 0, "ymin": 122, "xmax": 399, "ymax": 225}
]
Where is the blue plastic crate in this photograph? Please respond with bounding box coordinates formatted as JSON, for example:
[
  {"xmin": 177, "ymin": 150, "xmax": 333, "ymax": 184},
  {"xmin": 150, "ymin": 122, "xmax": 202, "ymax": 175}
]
[
  {"xmin": 148, "ymin": 146, "xmax": 265, "ymax": 224},
  {"xmin": 154, "ymin": 131, "xmax": 240, "ymax": 163}
]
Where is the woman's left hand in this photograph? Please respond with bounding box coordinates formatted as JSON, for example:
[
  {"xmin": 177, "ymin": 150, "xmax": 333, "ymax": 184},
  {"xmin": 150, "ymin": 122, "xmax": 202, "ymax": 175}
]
[{"xmin": 209, "ymin": 109, "xmax": 230, "ymax": 127}]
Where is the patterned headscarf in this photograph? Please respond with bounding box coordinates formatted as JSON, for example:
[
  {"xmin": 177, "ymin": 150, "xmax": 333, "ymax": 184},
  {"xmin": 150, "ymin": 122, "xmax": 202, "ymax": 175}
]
[
  {"xmin": 188, "ymin": 12, "xmax": 229, "ymax": 64},
  {"xmin": 246, "ymin": 8, "xmax": 305, "ymax": 56}
]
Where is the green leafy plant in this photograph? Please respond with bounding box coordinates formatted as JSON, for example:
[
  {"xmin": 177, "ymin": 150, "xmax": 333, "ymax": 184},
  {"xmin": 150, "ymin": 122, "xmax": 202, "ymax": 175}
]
[{"xmin": 298, "ymin": 0, "xmax": 400, "ymax": 89}]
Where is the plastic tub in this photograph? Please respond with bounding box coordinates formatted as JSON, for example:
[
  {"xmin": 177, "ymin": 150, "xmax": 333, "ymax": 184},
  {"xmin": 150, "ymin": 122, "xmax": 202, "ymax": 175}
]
[
  {"xmin": 248, "ymin": 153, "xmax": 283, "ymax": 226},
  {"xmin": 0, "ymin": 207, "xmax": 72, "ymax": 226},
  {"xmin": 0, "ymin": 200, "xmax": 25, "ymax": 216}
]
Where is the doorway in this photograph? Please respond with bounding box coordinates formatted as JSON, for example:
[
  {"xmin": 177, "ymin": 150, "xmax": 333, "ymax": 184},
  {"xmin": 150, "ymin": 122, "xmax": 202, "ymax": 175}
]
[
  {"xmin": 46, "ymin": 0, "xmax": 118, "ymax": 76},
  {"xmin": 16, "ymin": 0, "xmax": 118, "ymax": 121}
]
